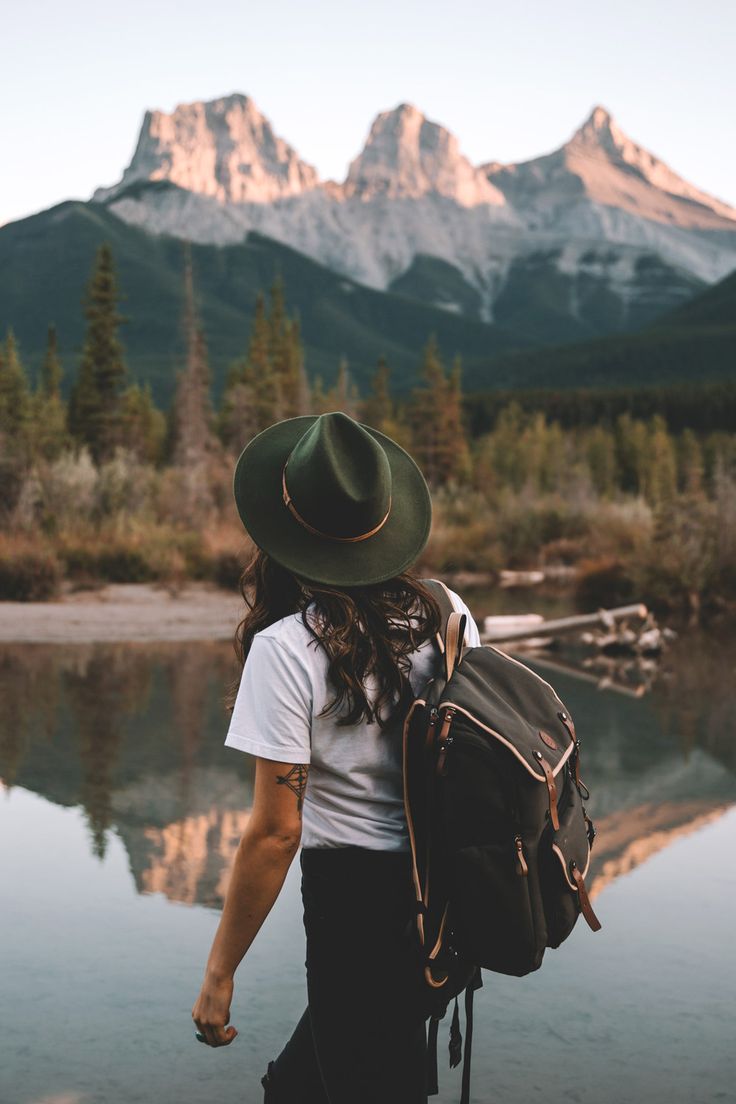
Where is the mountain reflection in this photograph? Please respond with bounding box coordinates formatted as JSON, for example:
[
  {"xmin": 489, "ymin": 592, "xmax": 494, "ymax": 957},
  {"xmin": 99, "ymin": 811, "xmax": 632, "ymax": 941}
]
[{"xmin": 0, "ymin": 634, "xmax": 734, "ymax": 909}]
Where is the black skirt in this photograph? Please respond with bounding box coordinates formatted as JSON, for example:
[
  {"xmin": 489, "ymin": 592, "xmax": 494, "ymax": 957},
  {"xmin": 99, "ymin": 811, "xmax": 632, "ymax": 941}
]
[{"xmin": 262, "ymin": 845, "xmax": 428, "ymax": 1104}]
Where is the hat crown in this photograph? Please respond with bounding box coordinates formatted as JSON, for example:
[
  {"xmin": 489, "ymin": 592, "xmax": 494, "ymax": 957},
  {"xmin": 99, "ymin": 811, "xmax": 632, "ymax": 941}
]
[{"xmin": 284, "ymin": 412, "xmax": 392, "ymax": 540}]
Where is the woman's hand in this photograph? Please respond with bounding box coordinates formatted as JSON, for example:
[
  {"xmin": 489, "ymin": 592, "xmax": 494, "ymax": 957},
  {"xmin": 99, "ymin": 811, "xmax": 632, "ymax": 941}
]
[{"xmin": 192, "ymin": 971, "xmax": 239, "ymax": 1047}]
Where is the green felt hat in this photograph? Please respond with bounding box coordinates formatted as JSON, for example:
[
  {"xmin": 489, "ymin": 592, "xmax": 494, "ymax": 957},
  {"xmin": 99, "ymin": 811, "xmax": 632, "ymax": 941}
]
[{"xmin": 233, "ymin": 411, "xmax": 432, "ymax": 587}]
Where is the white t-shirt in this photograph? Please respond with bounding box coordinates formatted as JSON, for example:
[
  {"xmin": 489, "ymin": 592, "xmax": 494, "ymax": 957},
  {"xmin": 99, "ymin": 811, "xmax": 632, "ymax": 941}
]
[{"xmin": 224, "ymin": 583, "xmax": 481, "ymax": 850}]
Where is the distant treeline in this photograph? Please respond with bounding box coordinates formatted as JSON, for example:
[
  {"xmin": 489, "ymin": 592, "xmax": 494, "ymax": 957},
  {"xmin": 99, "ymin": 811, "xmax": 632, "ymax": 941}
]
[{"xmin": 466, "ymin": 381, "xmax": 736, "ymax": 436}]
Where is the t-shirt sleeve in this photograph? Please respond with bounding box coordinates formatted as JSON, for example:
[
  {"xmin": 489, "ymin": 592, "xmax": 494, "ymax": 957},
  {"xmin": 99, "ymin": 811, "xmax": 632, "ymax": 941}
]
[{"xmin": 224, "ymin": 633, "xmax": 313, "ymax": 763}]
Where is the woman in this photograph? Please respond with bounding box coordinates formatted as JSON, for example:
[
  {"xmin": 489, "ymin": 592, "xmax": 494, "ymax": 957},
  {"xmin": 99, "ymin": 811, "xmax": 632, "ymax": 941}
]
[{"xmin": 191, "ymin": 410, "xmax": 479, "ymax": 1103}]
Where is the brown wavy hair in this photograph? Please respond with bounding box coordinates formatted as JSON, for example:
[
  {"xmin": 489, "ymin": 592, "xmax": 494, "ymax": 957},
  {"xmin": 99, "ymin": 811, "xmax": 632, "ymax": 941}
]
[{"xmin": 229, "ymin": 548, "xmax": 442, "ymax": 727}]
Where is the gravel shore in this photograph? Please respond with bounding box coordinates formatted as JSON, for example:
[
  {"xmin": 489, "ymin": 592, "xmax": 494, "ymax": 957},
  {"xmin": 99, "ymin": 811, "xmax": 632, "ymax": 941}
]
[{"xmin": 0, "ymin": 583, "xmax": 243, "ymax": 644}]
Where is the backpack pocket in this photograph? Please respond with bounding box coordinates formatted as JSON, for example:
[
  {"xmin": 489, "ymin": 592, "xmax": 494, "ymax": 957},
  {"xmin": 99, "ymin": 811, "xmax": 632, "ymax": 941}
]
[
  {"xmin": 450, "ymin": 840, "xmax": 544, "ymax": 976},
  {"xmin": 541, "ymin": 780, "xmax": 596, "ymax": 947}
]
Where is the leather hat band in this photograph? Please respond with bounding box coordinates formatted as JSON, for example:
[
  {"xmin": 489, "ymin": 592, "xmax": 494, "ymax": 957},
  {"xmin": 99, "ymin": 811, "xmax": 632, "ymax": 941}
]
[{"xmin": 281, "ymin": 464, "xmax": 391, "ymax": 544}]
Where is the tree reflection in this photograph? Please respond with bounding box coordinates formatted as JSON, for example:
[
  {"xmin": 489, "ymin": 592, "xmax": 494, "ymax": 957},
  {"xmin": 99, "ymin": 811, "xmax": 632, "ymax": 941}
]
[{"xmin": 1, "ymin": 635, "xmax": 733, "ymax": 907}]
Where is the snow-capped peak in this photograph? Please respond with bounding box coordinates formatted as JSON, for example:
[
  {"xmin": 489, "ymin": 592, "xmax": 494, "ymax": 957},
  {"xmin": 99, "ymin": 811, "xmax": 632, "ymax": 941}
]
[{"xmin": 343, "ymin": 103, "xmax": 506, "ymax": 207}]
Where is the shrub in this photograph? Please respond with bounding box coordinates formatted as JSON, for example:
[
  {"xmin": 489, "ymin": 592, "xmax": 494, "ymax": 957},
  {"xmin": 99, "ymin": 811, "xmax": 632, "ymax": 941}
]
[
  {"xmin": 0, "ymin": 536, "xmax": 61, "ymax": 600},
  {"xmin": 58, "ymin": 524, "xmax": 204, "ymax": 586},
  {"xmin": 575, "ymin": 557, "xmax": 636, "ymax": 608}
]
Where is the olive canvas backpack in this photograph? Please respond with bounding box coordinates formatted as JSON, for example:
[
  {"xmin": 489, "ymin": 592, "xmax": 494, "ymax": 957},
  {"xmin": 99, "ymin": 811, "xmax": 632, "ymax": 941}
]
[{"xmin": 403, "ymin": 580, "xmax": 602, "ymax": 1104}]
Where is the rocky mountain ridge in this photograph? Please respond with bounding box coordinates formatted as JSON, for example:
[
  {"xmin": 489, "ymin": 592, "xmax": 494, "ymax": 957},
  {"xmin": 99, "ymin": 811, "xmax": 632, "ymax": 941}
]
[{"xmin": 90, "ymin": 95, "xmax": 736, "ymax": 323}]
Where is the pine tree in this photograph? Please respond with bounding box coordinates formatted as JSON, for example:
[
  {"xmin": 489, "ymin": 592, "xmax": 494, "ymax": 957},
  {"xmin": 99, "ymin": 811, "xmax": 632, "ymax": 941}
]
[
  {"xmin": 40, "ymin": 324, "xmax": 63, "ymax": 398},
  {"xmin": 0, "ymin": 329, "xmax": 31, "ymax": 442},
  {"xmin": 268, "ymin": 277, "xmax": 286, "ymax": 367},
  {"xmin": 168, "ymin": 247, "xmax": 217, "ymax": 467},
  {"xmin": 443, "ymin": 355, "xmax": 472, "ymax": 483},
  {"xmin": 586, "ymin": 425, "xmax": 618, "ymax": 496},
  {"xmin": 644, "ymin": 415, "xmax": 677, "ymax": 505},
  {"xmin": 309, "ymin": 374, "xmax": 329, "ymax": 414},
  {"xmin": 327, "ymin": 357, "xmax": 358, "ymax": 417},
  {"xmin": 120, "ymin": 383, "xmax": 166, "ymax": 463},
  {"xmin": 361, "ymin": 356, "xmax": 393, "ymax": 432},
  {"xmin": 281, "ymin": 317, "xmax": 310, "ymax": 417},
  {"xmin": 408, "ymin": 336, "xmax": 462, "ymax": 486},
  {"xmin": 28, "ymin": 324, "xmax": 68, "ymax": 460},
  {"xmin": 678, "ymin": 428, "xmax": 704, "ymax": 493},
  {"xmin": 69, "ymin": 244, "xmax": 127, "ymax": 462}
]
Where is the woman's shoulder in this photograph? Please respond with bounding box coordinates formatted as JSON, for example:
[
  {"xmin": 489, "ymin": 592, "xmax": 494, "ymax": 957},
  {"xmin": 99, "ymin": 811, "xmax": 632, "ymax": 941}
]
[
  {"xmin": 255, "ymin": 609, "xmax": 311, "ymax": 646},
  {"xmin": 252, "ymin": 606, "xmax": 324, "ymax": 663},
  {"xmin": 423, "ymin": 578, "xmax": 480, "ymax": 646}
]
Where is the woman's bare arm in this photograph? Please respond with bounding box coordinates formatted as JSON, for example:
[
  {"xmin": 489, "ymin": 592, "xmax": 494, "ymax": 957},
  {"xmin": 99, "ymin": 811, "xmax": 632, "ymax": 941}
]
[{"xmin": 191, "ymin": 756, "xmax": 308, "ymax": 1047}]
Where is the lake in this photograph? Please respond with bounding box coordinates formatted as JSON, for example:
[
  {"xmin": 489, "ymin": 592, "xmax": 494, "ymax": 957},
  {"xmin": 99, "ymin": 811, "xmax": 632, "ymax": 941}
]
[{"xmin": 1, "ymin": 615, "xmax": 735, "ymax": 1104}]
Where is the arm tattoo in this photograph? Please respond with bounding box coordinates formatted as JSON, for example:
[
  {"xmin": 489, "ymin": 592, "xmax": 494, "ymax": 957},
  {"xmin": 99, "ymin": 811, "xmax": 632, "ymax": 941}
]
[{"xmin": 275, "ymin": 764, "xmax": 308, "ymax": 813}]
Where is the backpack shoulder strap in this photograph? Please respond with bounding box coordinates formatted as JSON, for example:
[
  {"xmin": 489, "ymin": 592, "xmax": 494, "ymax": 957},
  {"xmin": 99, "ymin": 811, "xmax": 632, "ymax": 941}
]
[
  {"xmin": 422, "ymin": 578, "xmax": 457, "ymax": 651},
  {"xmin": 423, "ymin": 578, "xmax": 467, "ymax": 681}
]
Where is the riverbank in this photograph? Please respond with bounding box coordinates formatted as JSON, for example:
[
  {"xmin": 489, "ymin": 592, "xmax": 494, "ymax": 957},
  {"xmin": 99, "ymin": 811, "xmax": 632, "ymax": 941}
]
[{"xmin": 0, "ymin": 582, "xmax": 243, "ymax": 643}]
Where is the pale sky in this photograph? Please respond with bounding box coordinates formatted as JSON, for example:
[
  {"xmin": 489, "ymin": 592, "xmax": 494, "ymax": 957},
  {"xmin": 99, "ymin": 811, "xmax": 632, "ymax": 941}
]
[{"xmin": 2, "ymin": 0, "xmax": 735, "ymax": 227}]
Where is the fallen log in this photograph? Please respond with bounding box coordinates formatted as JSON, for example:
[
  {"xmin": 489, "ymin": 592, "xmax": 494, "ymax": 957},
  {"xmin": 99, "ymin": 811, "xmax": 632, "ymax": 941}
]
[{"xmin": 481, "ymin": 603, "xmax": 648, "ymax": 644}]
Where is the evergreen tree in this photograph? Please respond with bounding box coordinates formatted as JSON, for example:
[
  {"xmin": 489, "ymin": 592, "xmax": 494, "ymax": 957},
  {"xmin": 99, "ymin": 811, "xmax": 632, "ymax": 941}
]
[
  {"xmin": 168, "ymin": 247, "xmax": 217, "ymax": 467},
  {"xmin": 644, "ymin": 415, "xmax": 677, "ymax": 505},
  {"xmin": 120, "ymin": 383, "xmax": 166, "ymax": 463},
  {"xmin": 220, "ymin": 290, "xmax": 287, "ymax": 448},
  {"xmin": 69, "ymin": 244, "xmax": 127, "ymax": 462},
  {"xmin": 327, "ymin": 357, "xmax": 359, "ymax": 417},
  {"xmin": 40, "ymin": 324, "xmax": 63, "ymax": 398},
  {"xmin": 361, "ymin": 356, "xmax": 393, "ymax": 432},
  {"xmin": 309, "ymin": 374, "xmax": 330, "ymax": 414},
  {"xmin": 444, "ymin": 356, "xmax": 472, "ymax": 483},
  {"xmin": 615, "ymin": 414, "xmax": 650, "ymax": 496},
  {"xmin": 28, "ymin": 324, "xmax": 68, "ymax": 461},
  {"xmin": 268, "ymin": 276, "xmax": 287, "ymax": 368},
  {"xmin": 281, "ymin": 316, "xmax": 310, "ymax": 418},
  {"xmin": 408, "ymin": 336, "xmax": 469, "ymax": 486},
  {"xmin": 678, "ymin": 428, "xmax": 704, "ymax": 493},
  {"xmin": 586, "ymin": 425, "xmax": 618, "ymax": 496},
  {"xmin": 0, "ymin": 329, "xmax": 31, "ymax": 442}
]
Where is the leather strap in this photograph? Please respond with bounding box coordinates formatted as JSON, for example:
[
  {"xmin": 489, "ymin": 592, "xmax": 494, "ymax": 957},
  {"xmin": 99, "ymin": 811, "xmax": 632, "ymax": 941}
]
[
  {"xmin": 281, "ymin": 464, "xmax": 391, "ymax": 543},
  {"xmin": 443, "ymin": 611, "xmax": 467, "ymax": 683},
  {"xmin": 426, "ymin": 1015, "xmax": 439, "ymax": 1095},
  {"xmin": 535, "ymin": 752, "xmax": 560, "ymax": 831},
  {"xmin": 570, "ymin": 863, "xmax": 602, "ymax": 931},
  {"xmin": 460, "ymin": 976, "xmax": 476, "ymax": 1104},
  {"xmin": 559, "ymin": 711, "xmax": 581, "ymax": 786},
  {"xmin": 422, "ymin": 578, "xmax": 459, "ymax": 655}
]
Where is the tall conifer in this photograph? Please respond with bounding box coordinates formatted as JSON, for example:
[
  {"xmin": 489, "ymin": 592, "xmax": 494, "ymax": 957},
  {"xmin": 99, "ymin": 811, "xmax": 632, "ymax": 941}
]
[
  {"xmin": 69, "ymin": 243, "xmax": 127, "ymax": 462},
  {"xmin": 409, "ymin": 336, "xmax": 449, "ymax": 486},
  {"xmin": 362, "ymin": 356, "xmax": 392, "ymax": 432},
  {"xmin": 41, "ymin": 324, "xmax": 63, "ymax": 398},
  {"xmin": 0, "ymin": 329, "xmax": 31, "ymax": 441},
  {"xmin": 169, "ymin": 246, "xmax": 217, "ymax": 467}
]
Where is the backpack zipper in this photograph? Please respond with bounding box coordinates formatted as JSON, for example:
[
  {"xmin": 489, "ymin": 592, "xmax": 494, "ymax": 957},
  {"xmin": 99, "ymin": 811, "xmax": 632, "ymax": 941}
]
[
  {"xmin": 425, "ymin": 707, "xmax": 439, "ymax": 756},
  {"xmin": 514, "ymin": 835, "xmax": 529, "ymax": 877},
  {"xmin": 436, "ymin": 707, "xmax": 456, "ymax": 775}
]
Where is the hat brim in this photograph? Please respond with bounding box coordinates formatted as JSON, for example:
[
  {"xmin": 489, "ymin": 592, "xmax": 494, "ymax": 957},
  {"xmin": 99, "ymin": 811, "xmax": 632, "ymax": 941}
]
[{"xmin": 233, "ymin": 416, "xmax": 432, "ymax": 587}]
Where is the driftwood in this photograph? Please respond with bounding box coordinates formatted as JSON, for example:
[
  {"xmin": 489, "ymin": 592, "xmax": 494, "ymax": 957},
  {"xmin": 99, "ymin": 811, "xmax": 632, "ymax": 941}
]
[{"xmin": 481, "ymin": 603, "xmax": 648, "ymax": 644}]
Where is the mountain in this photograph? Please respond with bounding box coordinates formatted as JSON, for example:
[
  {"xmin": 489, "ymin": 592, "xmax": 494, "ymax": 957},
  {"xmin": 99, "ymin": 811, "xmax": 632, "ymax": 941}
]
[
  {"xmin": 2, "ymin": 95, "xmax": 735, "ymax": 399},
  {"xmin": 0, "ymin": 201, "xmax": 533, "ymax": 404},
  {"xmin": 485, "ymin": 105, "xmax": 736, "ymax": 233},
  {"xmin": 343, "ymin": 102, "xmax": 505, "ymax": 206},
  {"xmin": 1, "ymin": 199, "xmax": 731, "ymax": 403},
  {"xmin": 460, "ymin": 262, "xmax": 736, "ymax": 393},
  {"xmin": 90, "ymin": 95, "xmax": 736, "ymax": 325},
  {"xmin": 94, "ymin": 92, "xmax": 319, "ymax": 205}
]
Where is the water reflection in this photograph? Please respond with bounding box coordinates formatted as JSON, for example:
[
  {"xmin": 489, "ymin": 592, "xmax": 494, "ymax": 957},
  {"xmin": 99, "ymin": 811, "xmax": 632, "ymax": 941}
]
[
  {"xmin": 1, "ymin": 633, "xmax": 734, "ymax": 909},
  {"xmin": 0, "ymin": 642, "xmax": 251, "ymax": 906}
]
